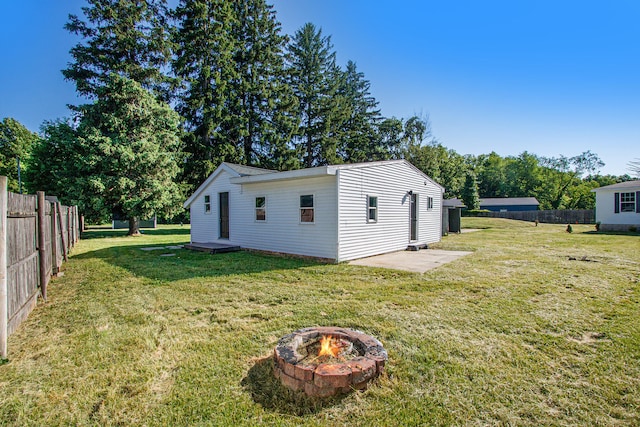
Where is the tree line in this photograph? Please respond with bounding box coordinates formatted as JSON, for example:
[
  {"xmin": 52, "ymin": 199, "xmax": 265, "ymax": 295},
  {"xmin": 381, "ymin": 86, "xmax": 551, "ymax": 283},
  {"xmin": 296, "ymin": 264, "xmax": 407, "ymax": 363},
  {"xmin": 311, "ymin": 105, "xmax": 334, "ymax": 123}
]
[{"xmin": 1, "ymin": 0, "xmax": 637, "ymax": 233}]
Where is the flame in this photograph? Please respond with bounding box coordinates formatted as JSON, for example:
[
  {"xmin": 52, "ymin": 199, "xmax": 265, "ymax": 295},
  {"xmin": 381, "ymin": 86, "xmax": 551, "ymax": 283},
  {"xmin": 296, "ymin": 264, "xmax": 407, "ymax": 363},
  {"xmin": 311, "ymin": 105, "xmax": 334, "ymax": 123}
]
[{"xmin": 318, "ymin": 335, "xmax": 341, "ymax": 358}]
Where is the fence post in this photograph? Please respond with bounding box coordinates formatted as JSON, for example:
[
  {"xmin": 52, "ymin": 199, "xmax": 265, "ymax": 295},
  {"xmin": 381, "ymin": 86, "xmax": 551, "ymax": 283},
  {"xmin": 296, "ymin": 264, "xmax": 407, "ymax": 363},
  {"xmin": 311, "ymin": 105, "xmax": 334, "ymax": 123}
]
[
  {"xmin": 56, "ymin": 203, "xmax": 68, "ymax": 262},
  {"xmin": 51, "ymin": 202, "xmax": 59, "ymax": 275},
  {"xmin": 0, "ymin": 176, "xmax": 8, "ymax": 358},
  {"xmin": 75, "ymin": 207, "xmax": 80, "ymax": 242},
  {"xmin": 36, "ymin": 192, "xmax": 47, "ymax": 302}
]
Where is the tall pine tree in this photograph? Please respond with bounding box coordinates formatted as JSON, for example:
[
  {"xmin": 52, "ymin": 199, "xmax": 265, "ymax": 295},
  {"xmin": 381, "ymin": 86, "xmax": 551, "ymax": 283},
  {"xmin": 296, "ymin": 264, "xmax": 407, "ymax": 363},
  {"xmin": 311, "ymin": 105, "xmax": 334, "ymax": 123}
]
[
  {"xmin": 172, "ymin": 0, "xmax": 239, "ymax": 189},
  {"xmin": 338, "ymin": 61, "xmax": 382, "ymax": 163},
  {"xmin": 227, "ymin": 0, "xmax": 298, "ymax": 170},
  {"xmin": 63, "ymin": 0, "xmax": 173, "ymax": 101},
  {"xmin": 287, "ymin": 23, "xmax": 347, "ymax": 167}
]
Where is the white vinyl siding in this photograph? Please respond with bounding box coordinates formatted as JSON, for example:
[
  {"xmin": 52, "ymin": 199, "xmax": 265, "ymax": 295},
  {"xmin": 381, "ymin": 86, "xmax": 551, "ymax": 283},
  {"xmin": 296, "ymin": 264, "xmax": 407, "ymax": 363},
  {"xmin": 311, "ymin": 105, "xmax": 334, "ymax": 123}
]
[
  {"xmin": 594, "ymin": 187, "xmax": 640, "ymax": 226},
  {"xmin": 232, "ymin": 176, "xmax": 337, "ymax": 259},
  {"xmin": 189, "ymin": 170, "xmax": 241, "ymax": 244},
  {"xmin": 337, "ymin": 162, "xmax": 443, "ymax": 261}
]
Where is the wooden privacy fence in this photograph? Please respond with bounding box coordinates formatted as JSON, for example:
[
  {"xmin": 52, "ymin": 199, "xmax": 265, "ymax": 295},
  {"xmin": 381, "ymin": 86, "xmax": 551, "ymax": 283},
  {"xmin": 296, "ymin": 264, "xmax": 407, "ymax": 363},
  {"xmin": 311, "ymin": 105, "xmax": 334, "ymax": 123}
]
[
  {"xmin": 478, "ymin": 209, "xmax": 595, "ymax": 224},
  {"xmin": 0, "ymin": 176, "xmax": 79, "ymax": 358}
]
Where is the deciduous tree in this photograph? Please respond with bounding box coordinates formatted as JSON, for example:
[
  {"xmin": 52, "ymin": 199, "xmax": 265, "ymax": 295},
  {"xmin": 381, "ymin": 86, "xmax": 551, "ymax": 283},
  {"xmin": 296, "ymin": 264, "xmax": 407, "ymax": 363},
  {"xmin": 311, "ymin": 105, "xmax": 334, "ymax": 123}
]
[{"xmin": 0, "ymin": 118, "xmax": 39, "ymax": 193}]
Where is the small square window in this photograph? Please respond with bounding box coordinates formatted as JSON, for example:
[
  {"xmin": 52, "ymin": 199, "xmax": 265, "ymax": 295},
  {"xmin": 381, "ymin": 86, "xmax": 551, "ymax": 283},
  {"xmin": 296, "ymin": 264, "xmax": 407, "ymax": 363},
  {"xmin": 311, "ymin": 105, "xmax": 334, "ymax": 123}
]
[
  {"xmin": 427, "ymin": 196, "xmax": 433, "ymax": 210},
  {"xmin": 255, "ymin": 196, "xmax": 266, "ymax": 221},
  {"xmin": 367, "ymin": 196, "xmax": 378, "ymax": 222},
  {"xmin": 204, "ymin": 195, "xmax": 211, "ymax": 214},
  {"xmin": 300, "ymin": 195, "xmax": 314, "ymax": 223}
]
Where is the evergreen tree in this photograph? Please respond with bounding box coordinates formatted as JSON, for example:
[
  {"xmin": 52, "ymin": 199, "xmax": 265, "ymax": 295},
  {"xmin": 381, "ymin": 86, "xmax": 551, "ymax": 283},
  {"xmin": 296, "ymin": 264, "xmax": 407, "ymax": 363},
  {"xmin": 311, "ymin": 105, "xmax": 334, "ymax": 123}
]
[
  {"xmin": 227, "ymin": 0, "xmax": 298, "ymax": 170},
  {"xmin": 461, "ymin": 171, "xmax": 480, "ymax": 210},
  {"xmin": 172, "ymin": 0, "xmax": 240, "ymax": 189},
  {"xmin": 30, "ymin": 76, "xmax": 182, "ymax": 233},
  {"xmin": 63, "ymin": 0, "xmax": 173, "ymax": 101},
  {"xmin": 338, "ymin": 61, "xmax": 381, "ymax": 163},
  {"xmin": 287, "ymin": 23, "xmax": 347, "ymax": 167},
  {"xmin": 0, "ymin": 118, "xmax": 39, "ymax": 193}
]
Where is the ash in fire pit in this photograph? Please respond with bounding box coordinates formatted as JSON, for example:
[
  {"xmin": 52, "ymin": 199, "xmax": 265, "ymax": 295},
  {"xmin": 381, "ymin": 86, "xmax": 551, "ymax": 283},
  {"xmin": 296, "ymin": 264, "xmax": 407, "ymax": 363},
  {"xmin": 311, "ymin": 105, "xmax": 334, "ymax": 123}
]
[{"xmin": 274, "ymin": 327, "xmax": 387, "ymax": 398}]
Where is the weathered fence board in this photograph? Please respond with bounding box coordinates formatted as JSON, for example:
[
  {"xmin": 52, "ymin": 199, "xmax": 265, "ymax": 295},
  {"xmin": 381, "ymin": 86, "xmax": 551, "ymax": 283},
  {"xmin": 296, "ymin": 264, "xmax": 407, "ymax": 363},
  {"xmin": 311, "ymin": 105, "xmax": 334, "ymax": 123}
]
[{"xmin": 0, "ymin": 177, "xmax": 79, "ymax": 358}]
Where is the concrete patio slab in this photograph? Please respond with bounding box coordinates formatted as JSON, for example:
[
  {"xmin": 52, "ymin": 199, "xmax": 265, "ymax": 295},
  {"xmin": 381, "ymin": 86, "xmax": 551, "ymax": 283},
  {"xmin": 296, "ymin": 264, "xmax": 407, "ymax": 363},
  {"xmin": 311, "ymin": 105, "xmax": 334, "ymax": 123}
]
[{"xmin": 348, "ymin": 249, "xmax": 473, "ymax": 273}]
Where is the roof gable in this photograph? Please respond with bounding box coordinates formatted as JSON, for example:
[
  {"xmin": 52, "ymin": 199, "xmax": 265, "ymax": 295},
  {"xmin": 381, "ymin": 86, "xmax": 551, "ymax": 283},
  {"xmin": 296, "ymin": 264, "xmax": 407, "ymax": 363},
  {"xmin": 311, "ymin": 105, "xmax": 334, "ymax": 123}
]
[
  {"xmin": 230, "ymin": 159, "xmax": 445, "ymax": 191},
  {"xmin": 183, "ymin": 162, "xmax": 275, "ymax": 208}
]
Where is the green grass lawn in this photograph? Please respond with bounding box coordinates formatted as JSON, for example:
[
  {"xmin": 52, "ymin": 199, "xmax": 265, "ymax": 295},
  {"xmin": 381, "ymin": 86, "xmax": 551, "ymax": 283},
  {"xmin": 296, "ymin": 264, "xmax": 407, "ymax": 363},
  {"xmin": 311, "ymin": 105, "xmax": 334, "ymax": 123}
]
[{"xmin": 1, "ymin": 219, "xmax": 638, "ymax": 426}]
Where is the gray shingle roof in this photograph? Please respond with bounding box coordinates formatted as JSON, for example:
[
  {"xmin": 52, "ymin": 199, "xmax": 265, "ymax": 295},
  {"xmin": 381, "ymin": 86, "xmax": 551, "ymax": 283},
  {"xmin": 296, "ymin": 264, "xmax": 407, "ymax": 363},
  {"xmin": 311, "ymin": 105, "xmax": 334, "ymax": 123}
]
[
  {"xmin": 592, "ymin": 180, "xmax": 640, "ymax": 191},
  {"xmin": 443, "ymin": 198, "xmax": 466, "ymax": 208},
  {"xmin": 224, "ymin": 163, "xmax": 275, "ymax": 176}
]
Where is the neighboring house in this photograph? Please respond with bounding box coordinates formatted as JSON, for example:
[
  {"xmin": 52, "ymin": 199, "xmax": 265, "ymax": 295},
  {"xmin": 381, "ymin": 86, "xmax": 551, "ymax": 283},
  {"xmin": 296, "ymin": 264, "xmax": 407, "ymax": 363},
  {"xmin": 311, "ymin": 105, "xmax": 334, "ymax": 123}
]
[
  {"xmin": 592, "ymin": 180, "xmax": 640, "ymax": 232},
  {"xmin": 184, "ymin": 160, "xmax": 444, "ymax": 262},
  {"xmin": 442, "ymin": 198, "xmax": 465, "ymax": 235},
  {"xmin": 479, "ymin": 197, "xmax": 539, "ymax": 212}
]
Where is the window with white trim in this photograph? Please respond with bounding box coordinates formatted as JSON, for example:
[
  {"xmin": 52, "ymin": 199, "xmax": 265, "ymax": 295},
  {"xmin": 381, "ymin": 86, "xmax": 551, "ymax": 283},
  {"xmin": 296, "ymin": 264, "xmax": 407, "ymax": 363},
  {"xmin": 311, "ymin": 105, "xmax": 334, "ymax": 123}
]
[
  {"xmin": 204, "ymin": 195, "xmax": 211, "ymax": 214},
  {"xmin": 255, "ymin": 196, "xmax": 266, "ymax": 221},
  {"xmin": 620, "ymin": 192, "xmax": 635, "ymax": 212},
  {"xmin": 367, "ymin": 196, "xmax": 378, "ymax": 222},
  {"xmin": 427, "ymin": 196, "xmax": 434, "ymax": 210},
  {"xmin": 300, "ymin": 194, "xmax": 314, "ymax": 223}
]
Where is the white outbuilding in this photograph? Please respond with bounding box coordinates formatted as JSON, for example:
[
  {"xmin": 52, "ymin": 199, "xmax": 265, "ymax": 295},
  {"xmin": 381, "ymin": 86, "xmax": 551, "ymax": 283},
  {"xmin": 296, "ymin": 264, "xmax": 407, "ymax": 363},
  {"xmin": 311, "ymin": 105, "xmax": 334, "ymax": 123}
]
[
  {"xmin": 183, "ymin": 160, "xmax": 444, "ymax": 262},
  {"xmin": 592, "ymin": 180, "xmax": 640, "ymax": 232}
]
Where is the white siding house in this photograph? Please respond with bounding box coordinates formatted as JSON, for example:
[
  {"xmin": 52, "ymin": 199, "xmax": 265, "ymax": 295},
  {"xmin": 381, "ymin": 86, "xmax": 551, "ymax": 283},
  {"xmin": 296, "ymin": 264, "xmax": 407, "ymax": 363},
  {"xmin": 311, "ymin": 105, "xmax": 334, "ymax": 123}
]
[
  {"xmin": 184, "ymin": 160, "xmax": 445, "ymax": 262},
  {"xmin": 592, "ymin": 180, "xmax": 640, "ymax": 231}
]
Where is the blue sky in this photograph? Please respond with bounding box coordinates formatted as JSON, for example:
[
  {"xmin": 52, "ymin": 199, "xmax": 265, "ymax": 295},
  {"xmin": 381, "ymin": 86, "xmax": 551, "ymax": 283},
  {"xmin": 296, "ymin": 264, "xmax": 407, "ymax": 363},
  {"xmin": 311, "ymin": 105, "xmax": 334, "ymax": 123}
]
[{"xmin": 1, "ymin": 1, "xmax": 638, "ymax": 176}]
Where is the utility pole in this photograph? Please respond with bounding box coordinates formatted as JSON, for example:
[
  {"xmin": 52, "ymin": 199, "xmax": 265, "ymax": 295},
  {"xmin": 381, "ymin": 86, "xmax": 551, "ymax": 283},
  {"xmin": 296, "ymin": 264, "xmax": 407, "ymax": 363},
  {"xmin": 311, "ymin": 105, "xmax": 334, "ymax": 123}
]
[{"xmin": 16, "ymin": 156, "xmax": 22, "ymax": 194}]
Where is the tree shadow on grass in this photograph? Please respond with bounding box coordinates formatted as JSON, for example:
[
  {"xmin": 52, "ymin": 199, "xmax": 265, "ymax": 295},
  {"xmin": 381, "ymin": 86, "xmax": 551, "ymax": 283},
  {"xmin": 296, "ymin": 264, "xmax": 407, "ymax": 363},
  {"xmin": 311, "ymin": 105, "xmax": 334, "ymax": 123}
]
[
  {"xmin": 71, "ymin": 244, "xmax": 324, "ymax": 282},
  {"xmin": 241, "ymin": 355, "xmax": 347, "ymax": 416}
]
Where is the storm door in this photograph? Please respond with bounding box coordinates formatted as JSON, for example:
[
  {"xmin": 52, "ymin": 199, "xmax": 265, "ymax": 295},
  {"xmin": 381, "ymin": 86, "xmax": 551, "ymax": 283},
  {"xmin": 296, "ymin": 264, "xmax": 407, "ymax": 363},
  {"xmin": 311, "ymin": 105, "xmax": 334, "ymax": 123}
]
[
  {"xmin": 410, "ymin": 193, "xmax": 418, "ymax": 241},
  {"xmin": 219, "ymin": 192, "xmax": 229, "ymax": 239}
]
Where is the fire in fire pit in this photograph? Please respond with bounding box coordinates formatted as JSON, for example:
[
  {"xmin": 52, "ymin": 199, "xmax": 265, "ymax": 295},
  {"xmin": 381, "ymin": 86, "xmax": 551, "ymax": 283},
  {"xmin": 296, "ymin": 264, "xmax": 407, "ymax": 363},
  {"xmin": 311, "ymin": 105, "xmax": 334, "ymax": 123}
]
[{"xmin": 274, "ymin": 327, "xmax": 387, "ymax": 398}]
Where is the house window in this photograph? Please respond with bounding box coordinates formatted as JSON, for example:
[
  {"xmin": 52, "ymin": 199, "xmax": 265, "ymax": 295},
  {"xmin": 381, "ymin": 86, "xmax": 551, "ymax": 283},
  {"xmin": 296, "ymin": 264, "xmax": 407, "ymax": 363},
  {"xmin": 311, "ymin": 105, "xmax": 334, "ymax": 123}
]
[
  {"xmin": 426, "ymin": 196, "xmax": 434, "ymax": 210},
  {"xmin": 367, "ymin": 196, "xmax": 378, "ymax": 222},
  {"xmin": 204, "ymin": 195, "xmax": 211, "ymax": 214},
  {"xmin": 300, "ymin": 195, "xmax": 314, "ymax": 223},
  {"xmin": 255, "ymin": 196, "xmax": 266, "ymax": 221},
  {"xmin": 620, "ymin": 192, "xmax": 635, "ymax": 212}
]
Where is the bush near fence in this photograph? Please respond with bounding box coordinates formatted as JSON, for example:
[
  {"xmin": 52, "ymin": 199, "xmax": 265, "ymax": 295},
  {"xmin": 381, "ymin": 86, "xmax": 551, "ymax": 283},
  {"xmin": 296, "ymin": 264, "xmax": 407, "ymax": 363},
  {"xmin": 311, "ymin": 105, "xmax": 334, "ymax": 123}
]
[
  {"xmin": 477, "ymin": 209, "xmax": 595, "ymax": 224},
  {"xmin": 0, "ymin": 176, "xmax": 79, "ymax": 358}
]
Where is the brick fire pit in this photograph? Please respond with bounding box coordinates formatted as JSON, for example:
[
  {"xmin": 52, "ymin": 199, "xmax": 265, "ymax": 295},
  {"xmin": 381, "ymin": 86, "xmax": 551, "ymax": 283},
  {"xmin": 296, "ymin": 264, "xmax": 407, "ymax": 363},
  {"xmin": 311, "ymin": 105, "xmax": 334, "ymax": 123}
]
[{"xmin": 273, "ymin": 326, "xmax": 387, "ymax": 398}]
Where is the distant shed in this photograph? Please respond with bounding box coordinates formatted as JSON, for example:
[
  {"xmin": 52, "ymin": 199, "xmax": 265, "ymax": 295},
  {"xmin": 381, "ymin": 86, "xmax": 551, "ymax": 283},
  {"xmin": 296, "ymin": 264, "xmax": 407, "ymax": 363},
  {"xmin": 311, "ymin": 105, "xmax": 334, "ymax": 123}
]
[
  {"xmin": 443, "ymin": 198, "xmax": 465, "ymax": 235},
  {"xmin": 479, "ymin": 197, "xmax": 539, "ymax": 212}
]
